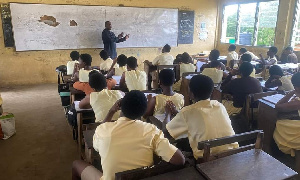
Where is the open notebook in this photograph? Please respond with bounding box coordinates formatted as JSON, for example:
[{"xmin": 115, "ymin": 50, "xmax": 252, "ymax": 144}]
[
  {"xmin": 262, "ymin": 94, "xmax": 284, "ymax": 104},
  {"xmin": 74, "ymin": 101, "xmax": 93, "ymax": 111}
]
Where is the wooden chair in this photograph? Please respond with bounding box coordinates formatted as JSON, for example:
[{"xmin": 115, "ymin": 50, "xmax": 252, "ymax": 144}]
[
  {"xmin": 244, "ymin": 91, "xmax": 277, "ymax": 129},
  {"xmin": 296, "ymin": 150, "xmax": 300, "ymax": 174},
  {"xmin": 144, "ymin": 60, "xmax": 157, "ymax": 90},
  {"xmin": 198, "ymin": 130, "xmax": 264, "ymax": 163},
  {"xmin": 180, "ymin": 72, "xmax": 201, "ymax": 106},
  {"xmin": 154, "ymin": 65, "xmax": 180, "ymax": 89},
  {"xmin": 115, "ymin": 161, "xmax": 184, "ymax": 180}
]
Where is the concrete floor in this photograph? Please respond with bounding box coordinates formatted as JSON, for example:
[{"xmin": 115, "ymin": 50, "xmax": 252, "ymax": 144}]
[{"xmin": 0, "ymin": 84, "xmax": 78, "ymax": 180}]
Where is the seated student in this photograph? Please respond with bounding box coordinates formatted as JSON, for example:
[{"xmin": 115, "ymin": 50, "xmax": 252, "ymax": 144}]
[
  {"xmin": 0, "ymin": 93, "xmax": 3, "ymax": 115},
  {"xmin": 173, "ymin": 52, "xmax": 196, "ymax": 91},
  {"xmin": 239, "ymin": 48, "xmax": 259, "ymax": 61},
  {"xmin": 238, "ymin": 54, "xmax": 256, "ymax": 78},
  {"xmin": 79, "ymin": 71, "xmax": 124, "ymax": 122},
  {"xmin": 259, "ymin": 46, "xmax": 278, "ymax": 65},
  {"xmin": 106, "ymin": 54, "xmax": 127, "ymax": 78},
  {"xmin": 265, "ymin": 65, "xmax": 294, "ymax": 91},
  {"xmin": 202, "ymin": 60, "xmax": 224, "ymax": 84},
  {"xmin": 227, "ymin": 44, "xmax": 239, "ymax": 68},
  {"xmin": 221, "ymin": 62, "xmax": 262, "ymax": 116},
  {"xmin": 72, "ymin": 90, "xmax": 185, "ymax": 180},
  {"xmin": 162, "ymin": 75, "xmax": 237, "ymax": 159},
  {"xmin": 73, "ymin": 54, "xmax": 116, "ymax": 95},
  {"xmin": 274, "ymin": 72, "xmax": 300, "ymax": 157},
  {"xmin": 280, "ymin": 46, "xmax": 298, "ymax": 64},
  {"xmin": 99, "ymin": 50, "xmax": 117, "ymax": 74},
  {"xmin": 201, "ymin": 49, "xmax": 226, "ymax": 71},
  {"xmin": 67, "ymin": 51, "xmax": 80, "ymax": 75},
  {"xmin": 152, "ymin": 44, "xmax": 174, "ymax": 66},
  {"xmin": 120, "ymin": 56, "xmax": 147, "ymax": 91},
  {"xmin": 173, "ymin": 54, "xmax": 182, "ymax": 64},
  {"xmin": 143, "ymin": 69, "xmax": 184, "ymax": 121}
]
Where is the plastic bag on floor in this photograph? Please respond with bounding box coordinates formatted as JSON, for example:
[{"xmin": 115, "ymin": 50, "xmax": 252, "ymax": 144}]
[{"xmin": 0, "ymin": 113, "xmax": 16, "ymax": 140}]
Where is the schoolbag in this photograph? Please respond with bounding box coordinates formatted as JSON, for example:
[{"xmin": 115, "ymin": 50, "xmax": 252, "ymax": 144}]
[{"xmin": 67, "ymin": 106, "xmax": 78, "ymax": 140}]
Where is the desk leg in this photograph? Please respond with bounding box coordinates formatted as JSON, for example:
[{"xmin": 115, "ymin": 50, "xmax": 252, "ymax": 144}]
[
  {"xmin": 296, "ymin": 150, "xmax": 300, "ymax": 174},
  {"xmin": 77, "ymin": 112, "xmax": 83, "ymax": 159}
]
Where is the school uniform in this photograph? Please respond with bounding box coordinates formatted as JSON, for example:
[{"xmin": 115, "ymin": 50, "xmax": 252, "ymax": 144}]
[
  {"xmin": 202, "ymin": 68, "xmax": 223, "ymax": 84},
  {"xmin": 114, "ymin": 66, "xmax": 127, "ymax": 76},
  {"xmin": 89, "ymin": 117, "xmax": 178, "ymax": 180},
  {"xmin": 67, "ymin": 60, "xmax": 79, "ymax": 75},
  {"xmin": 227, "ymin": 51, "xmax": 239, "ymax": 67},
  {"xmin": 173, "ymin": 63, "xmax": 195, "ymax": 91},
  {"xmin": 100, "ymin": 58, "xmax": 118, "ymax": 72},
  {"xmin": 244, "ymin": 51, "xmax": 259, "ymax": 60},
  {"xmin": 152, "ymin": 52, "xmax": 174, "ymax": 65},
  {"xmin": 278, "ymin": 76, "xmax": 294, "ymax": 91},
  {"xmin": 166, "ymin": 99, "xmax": 238, "ymax": 159},
  {"xmin": 125, "ymin": 70, "xmax": 147, "ymax": 91},
  {"xmin": 90, "ymin": 89, "xmax": 123, "ymax": 122},
  {"xmin": 79, "ymin": 69, "xmax": 93, "ymax": 83},
  {"xmin": 154, "ymin": 93, "xmax": 184, "ymax": 121}
]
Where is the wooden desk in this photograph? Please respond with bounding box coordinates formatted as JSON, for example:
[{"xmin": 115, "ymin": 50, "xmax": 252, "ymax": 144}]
[
  {"xmin": 257, "ymin": 99, "xmax": 298, "ymax": 155},
  {"xmin": 197, "ymin": 149, "xmax": 297, "ymax": 180},
  {"xmin": 142, "ymin": 167, "xmax": 206, "ymax": 180}
]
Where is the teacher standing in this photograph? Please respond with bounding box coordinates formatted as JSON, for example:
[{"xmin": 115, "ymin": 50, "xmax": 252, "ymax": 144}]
[{"xmin": 102, "ymin": 21, "xmax": 129, "ymax": 59}]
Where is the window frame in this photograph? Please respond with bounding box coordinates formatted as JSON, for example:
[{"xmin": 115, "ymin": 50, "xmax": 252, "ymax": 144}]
[
  {"xmin": 290, "ymin": 0, "xmax": 300, "ymax": 50},
  {"xmin": 221, "ymin": 0, "xmax": 279, "ymax": 47}
]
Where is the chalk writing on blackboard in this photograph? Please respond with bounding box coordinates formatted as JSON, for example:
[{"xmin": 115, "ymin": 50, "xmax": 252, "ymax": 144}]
[
  {"xmin": 178, "ymin": 11, "xmax": 194, "ymax": 44},
  {"xmin": 1, "ymin": 3, "xmax": 14, "ymax": 47}
]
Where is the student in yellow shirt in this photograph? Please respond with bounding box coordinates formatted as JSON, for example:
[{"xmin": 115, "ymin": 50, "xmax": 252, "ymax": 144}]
[
  {"xmin": 99, "ymin": 50, "xmax": 117, "ymax": 74},
  {"xmin": 274, "ymin": 72, "xmax": 300, "ymax": 157},
  {"xmin": 79, "ymin": 71, "xmax": 124, "ymax": 122},
  {"xmin": 72, "ymin": 90, "xmax": 185, "ymax": 180},
  {"xmin": 143, "ymin": 69, "xmax": 184, "ymax": 121},
  {"xmin": 202, "ymin": 60, "xmax": 224, "ymax": 84},
  {"xmin": 163, "ymin": 75, "xmax": 237, "ymax": 159},
  {"xmin": 120, "ymin": 56, "xmax": 147, "ymax": 91},
  {"xmin": 67, "ymin": 51, "xmax": 79, "ymax": 75},
  {"xmin": 227, "ymin": 44, "xmax": 239, "ymax": 68},
  {"xmin": 106, "ymin": 54, "xmax": 127, "ymax": 78},
  {"xmin": 265, "ymin": 65, "xmax": 294, "ymax": 91}
]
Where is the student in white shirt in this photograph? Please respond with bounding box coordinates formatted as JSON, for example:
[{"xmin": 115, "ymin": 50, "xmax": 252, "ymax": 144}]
[
  {"xmin": 67, "ymin": 51, "xmax": 79, "ymax": 75},
  {"xmin": 106, "ymin": 54, "xmax": 127, "ymax": 78},
  {"xmin": 265, "ymin": 65, "xmax": 294, "ymax": 91},
  {"xmin": 227, "ymin": 44, "xmax": 239, "ymax": 68},
  {"xmin": 259, "ymin": 46, "xmax": 278, "ymax": 65},
  {"xmin": 202, "ymin": 60, "xmax": 224, "ymax": 84},
  {"xmin": 162, "ymin": 75, "xmax": 237, "ymax": 159},
  {"xmin": 152, "ymin": 44, "xmax": 174, "ymax": 66},
  {"xmin": 99, "ymin": 50, "xmax": 117, "ymax": 74},
  {"xmin": 239, "ymin": 48, "xmax": 259, "ymax": 61}
]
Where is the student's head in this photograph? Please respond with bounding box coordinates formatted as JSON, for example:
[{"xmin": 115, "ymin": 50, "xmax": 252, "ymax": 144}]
[
  {"xmin": 240, "ymin": 54, "xmax": 252, "ymax": 63},
  {"xmin": 127, "ymin": 56, "xmax": 138, "ymax": 70},
  {"xmin": 121, "ymin": 90, "xmax": 147, "ymax": 120},
  {"xmin": 105, "ymin": 21, "xmax": 112, "ymax": 30},
  {"xmin": 285, "ymin": 46, "xmax": 294, "ymax": 54},
  {"xmin": 269, "ymin": 65, "xmax": 284, "ymax": 77},
  {"xmin": 100, "ymin": 50, "xmax": 109, "ymax": 60},
  {"xmin": 159, "ymin": 69, "xmax": 175, "ymax": 88},
  {"xmin": 175, "ymin": 54, "xmax": 182, "ymax": 64},
  {"xmin": 117, "ymin": 54, "xmax": 127, "ymax": 67},
  {"xmin": 239, "ymin": 48, "xmax": 247, "ymax": 55},
  {"xmin": 292, "ymin": 72, "xmax": 300, "ymax": 97},
  {"xmin": 88, "ymin": 71, "xmax": 107, "ymax": 91},
  {"xmin": 70, "ymin": 51, "xmax": 80, "ymax": 61},
  {"xmin": 209, "ymin": 49, "xmax": 220, "ymax": 61},
  {"xmin": 78, "ymin": 54, "xmax": 92, "ymax": 69},
  {"xmin": 267, "ymin": 46, "xmax": 278, "ymax": 57},
  {"xmin": 228, "ymin": 44, "xmax": 236, "ymax": 52},
  {"xmin": 239, "ymin": 62, "xmax": 253, "ymax": 77},
  {"xmin": 189, "ymin": 75, "xmax": 214, "ymax": 101},
  {"xmin": 162, "ymin": 44, "xmax": 171, "ymax": 53},
  {"xmin": 181, "ymin": 52, "xmax": 191, "ymax": 64},
  {"xmin": 210, "ymin": 60, "xmax": 221, "ymax": 70}
]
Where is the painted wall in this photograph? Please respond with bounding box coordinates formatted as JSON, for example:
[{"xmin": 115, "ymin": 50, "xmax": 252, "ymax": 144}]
[
  {"xmin": 0, "ymin": 0, "xmax": 218, "ymax": 86},
  {"xmin": 216, "ymin": 0, "xmax": 298, "ymax": 59}
]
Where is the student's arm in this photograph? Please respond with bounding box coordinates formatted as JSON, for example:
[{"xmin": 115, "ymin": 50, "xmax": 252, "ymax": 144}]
[
  {"xmin": 119, "ymin": 72, "xmax": 128, "ymax": 92},
  {"xmin": 143, "ymin": 95, "xmax": 156, "ymax": 119},
  {"xmin": 265, "ymin": 76, "xmax": 282, "ymax": 88},
  {"xmin": 106, "ymin": 69, "xmax": 115, "ymax": 79},
  {"xmin": 79, "ymin": 95, "xmax": 92, "ymax": 109},
  {"xmin": 275, "ymin": 91, "xmax": 299, "ymax": 112},
  {"xmin": 103, "ymin": 99, "xmax": 122, "ymax": 123},
  {"xmin": 72, "ymin": 63, "xmax": 80, "ymax": 82}
]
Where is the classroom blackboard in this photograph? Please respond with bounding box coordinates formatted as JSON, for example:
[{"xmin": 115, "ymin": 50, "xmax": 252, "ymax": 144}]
[
  {"xmin": 1, "ymin": 4, "xmax": 14, "ymax": 47},
  {"xmin": 178, "ymin": 11, "xmax": 194, "ymax": 44}
]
